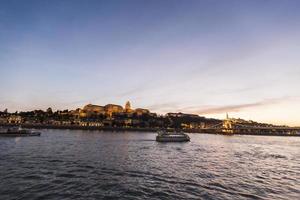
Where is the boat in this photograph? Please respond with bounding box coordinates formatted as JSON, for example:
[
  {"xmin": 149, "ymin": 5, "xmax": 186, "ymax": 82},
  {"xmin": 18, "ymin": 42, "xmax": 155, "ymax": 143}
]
[
  {"xmin": 0, "ymin": 127, "xmax": 41, "ymax": 137},
  {"xmin": 156, "ymin": 130, "xmax": 190, "ymax": 142}
]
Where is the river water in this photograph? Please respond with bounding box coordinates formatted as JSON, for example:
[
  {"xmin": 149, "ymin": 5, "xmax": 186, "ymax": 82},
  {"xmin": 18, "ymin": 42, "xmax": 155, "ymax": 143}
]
[{"xmin": 0, "ymin": 130, "xmax": 299, "ymax": 200}]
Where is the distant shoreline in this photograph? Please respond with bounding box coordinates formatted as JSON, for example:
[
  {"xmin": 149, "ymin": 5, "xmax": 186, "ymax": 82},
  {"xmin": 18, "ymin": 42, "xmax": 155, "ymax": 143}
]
[
  {"xmin": 0, "ymin": 123, "xmax": 299, "ymax": 137},
  {"xmin": 0, "ymin": 123, "xmax": 159, "ymax": 132}
]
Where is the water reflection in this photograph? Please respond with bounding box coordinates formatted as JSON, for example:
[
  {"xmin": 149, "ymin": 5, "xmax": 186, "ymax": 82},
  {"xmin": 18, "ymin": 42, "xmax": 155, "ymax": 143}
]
[{"xmin": 0, "ymin": 130, "xmax": 299, "ymax": 200}]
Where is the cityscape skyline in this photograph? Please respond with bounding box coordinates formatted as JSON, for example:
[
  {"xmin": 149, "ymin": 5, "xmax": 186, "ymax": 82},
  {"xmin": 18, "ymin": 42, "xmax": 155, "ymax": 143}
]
[
  {"xmin": 0, "ymin": 100, "xmax": 298, "ymax": 127},
  {"xmin": 1, "ymin": 0, "xmax": 300, "ymax": 126}
]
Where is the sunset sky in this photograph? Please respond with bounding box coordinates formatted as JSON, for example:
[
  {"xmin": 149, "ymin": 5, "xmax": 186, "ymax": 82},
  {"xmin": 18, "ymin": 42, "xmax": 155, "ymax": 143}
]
[{"xmin": 1, "ymin": 0, "xmax": 300, "ymax": 126}]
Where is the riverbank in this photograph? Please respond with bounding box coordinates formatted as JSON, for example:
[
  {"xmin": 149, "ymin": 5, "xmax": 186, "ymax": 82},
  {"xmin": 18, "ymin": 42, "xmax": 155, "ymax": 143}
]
[
  {"xmin": 0, "ymin": 123, "xmax": 159, "ymax": 132},
  {"xmin": 1, "ymin": 123, "xmax": 300, "ymax": 137}
]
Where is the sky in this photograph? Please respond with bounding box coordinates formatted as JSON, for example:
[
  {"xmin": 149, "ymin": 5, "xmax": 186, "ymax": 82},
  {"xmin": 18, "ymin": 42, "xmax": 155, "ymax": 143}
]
[{"xmin": 0, "ymin": 0, "xmax": 300, "ymax": 126}]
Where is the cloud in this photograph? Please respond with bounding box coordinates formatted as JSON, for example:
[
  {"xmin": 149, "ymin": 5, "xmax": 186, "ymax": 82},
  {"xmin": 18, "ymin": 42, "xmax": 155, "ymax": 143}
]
[
  {"xmin": 147, "ymin": 102, "xmax": 181, "ymax": 112},
  {"xmin": 117, "ymin": 85, "xmax": 148, "ymax": 97},
  {"xmin": 194, "ymin": 102, "xmax": 266, "ymax": 114},
  {"xmin": 139, "ymin": 96, "xmax": 300, "ymax": 115},
  {"xmin": 189, "ymin": 96, "xmax": 299, "ymax": 115}
]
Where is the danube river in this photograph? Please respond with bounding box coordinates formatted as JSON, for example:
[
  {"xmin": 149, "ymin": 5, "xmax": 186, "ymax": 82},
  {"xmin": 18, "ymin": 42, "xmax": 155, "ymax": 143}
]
[{"xmin": 0, "ymin": 130, "xmax": 299, "ymax": 200}]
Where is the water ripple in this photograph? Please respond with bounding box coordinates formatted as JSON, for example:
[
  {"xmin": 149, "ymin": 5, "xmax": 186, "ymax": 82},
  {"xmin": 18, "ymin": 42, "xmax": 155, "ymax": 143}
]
[{"xmin": 0, "ymin": 130, "xmax": 299, "ymax": 200}]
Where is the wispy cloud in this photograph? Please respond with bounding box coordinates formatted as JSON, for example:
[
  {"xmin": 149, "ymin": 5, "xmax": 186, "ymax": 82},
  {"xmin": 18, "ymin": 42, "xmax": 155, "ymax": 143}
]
[
  {"xmin": 147, "ymin": 102, "xmax": 181, "ymax": 112},
  {"xmin": 117, "ymin": 84, "xmax": 148, "ymax": 97},
  {"xmin": 188, "ymin": 96, "xmax": 299, "ymax": 115},
  {"xmin": 142, "ymin": 97, "xmax": 299, "ymax": 115},
  {"xmin": 206, "ymin": 81, "xmax": 277, "ymax": 96},
  {"xmin": 194, "ymin": 102, "xmax": 267, "ymax": 114}
]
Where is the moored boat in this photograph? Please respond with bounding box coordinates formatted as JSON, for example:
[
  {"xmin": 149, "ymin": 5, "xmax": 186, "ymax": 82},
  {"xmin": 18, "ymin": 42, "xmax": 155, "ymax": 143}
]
[
  {"xmin": 156, "ymin": 130, "xmax": 190, "ymax": 142},
  {"xmin": 0, "ymin": 127, "xmax": 41, "ymax": 137}
]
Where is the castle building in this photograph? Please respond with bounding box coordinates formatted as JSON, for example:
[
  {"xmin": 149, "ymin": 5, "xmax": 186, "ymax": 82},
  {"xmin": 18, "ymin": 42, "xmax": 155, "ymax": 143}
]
[
  {"xmin": 80, "ymin": 104, "xmax": 105, "ymax": 117},
  {"xmin": 104, "ymin": 104, "xmax": 124, "ymax": 117},
  {"xmin": 135, "ymin": 108, "xmax": 150, "ymax": 116},
  {"xmin": 125, "ymin": 101, "xmax": 133, "ymax": 113},
  {"xmin": 83, "ymin": 104, "xmax": 105, "ymax": 113},
  {"xmin": 79, "ymin": 101, "xmax": 150, "ymax": 118}
]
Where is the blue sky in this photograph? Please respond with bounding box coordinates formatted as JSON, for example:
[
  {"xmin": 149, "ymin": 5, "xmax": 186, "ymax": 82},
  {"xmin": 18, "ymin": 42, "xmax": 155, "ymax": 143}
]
[{"xmin": 1, "ymin": 0, "xmax": 300, "ymax": 125}]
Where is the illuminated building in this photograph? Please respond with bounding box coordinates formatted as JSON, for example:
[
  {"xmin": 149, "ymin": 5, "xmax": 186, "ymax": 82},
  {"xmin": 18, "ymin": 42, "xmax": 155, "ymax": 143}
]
[
  {"xmin": 80, "ymin": 104, "xmax": 105, "ymax": 117},
  {"xmin": 8, "ymin": 115, "xmax": 23, "ymax": 124},
  {"xmin": 83, "ymin": 104, "xmax": 105, "ymax": 113},
  {"xmin": 79, "ymin": 102, "xmax": 152, "ymax": 118},
  {"xmin": 104, "ymin": 104, "xmax": 124, "ymax": 117},
  {"xmin": 135, "ymin": 108, "xmax": 150, "ymax": 116},
  {"xmin": 0, "ymin": 117, "xmax": 7, "ymax": 124},
  {"xmin": 125, "ymin": 101, "xmax": 133, "ymax": 113}
]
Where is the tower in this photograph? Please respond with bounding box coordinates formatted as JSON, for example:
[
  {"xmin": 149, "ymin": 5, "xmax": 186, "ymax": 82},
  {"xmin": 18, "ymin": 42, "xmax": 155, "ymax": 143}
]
[
  {"xmin": 125, "ymin": 101, "xmax": 131, "ymax": 112},
  {"xmin": 222, "ymin": 112, "xmax": 233, "ymax": 134}
]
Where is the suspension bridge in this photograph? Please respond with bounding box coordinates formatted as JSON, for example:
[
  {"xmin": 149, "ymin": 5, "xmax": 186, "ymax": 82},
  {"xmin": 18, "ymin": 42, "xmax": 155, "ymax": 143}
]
[{"xmin": 199, "ymin": 114, "xmax": 300, "ymax": 136}]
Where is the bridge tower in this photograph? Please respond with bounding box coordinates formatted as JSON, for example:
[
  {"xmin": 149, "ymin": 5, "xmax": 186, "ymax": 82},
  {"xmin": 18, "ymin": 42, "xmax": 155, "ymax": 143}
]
[{"xmin": 222, "ymin": 113, "xmax": 234, "ymax": 134}]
